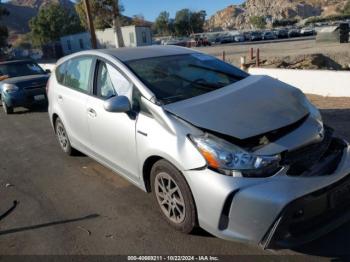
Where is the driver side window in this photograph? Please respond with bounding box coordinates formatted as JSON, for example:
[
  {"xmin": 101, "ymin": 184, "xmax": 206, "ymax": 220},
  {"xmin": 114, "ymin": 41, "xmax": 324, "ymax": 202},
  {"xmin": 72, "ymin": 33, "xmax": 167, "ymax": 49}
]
[{"xmin": 95, "ymin": 60, "xmax": 133, "ymax": 100}]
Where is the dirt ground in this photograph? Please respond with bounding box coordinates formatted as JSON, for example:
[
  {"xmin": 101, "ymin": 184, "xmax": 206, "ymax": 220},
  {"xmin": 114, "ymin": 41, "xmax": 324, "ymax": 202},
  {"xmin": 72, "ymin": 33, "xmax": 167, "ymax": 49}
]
[{"xmin": 196, "ymin": 39, "xmax": 350, "ymax": 69}]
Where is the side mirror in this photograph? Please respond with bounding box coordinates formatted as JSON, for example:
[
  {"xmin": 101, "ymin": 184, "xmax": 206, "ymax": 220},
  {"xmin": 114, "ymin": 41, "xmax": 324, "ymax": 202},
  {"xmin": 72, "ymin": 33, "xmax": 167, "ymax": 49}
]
[
  {"xmin": 45, "ymin": 69, "xmax": 51, "ymax": 74},
  {"xmin": 104, "ymin": 95, "xmax": 131, "ymax": 113}
]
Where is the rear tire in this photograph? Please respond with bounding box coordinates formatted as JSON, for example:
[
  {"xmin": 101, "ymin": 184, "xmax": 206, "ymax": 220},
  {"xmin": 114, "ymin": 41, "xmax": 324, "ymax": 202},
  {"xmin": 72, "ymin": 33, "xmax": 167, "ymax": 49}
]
[
  {"xmin": 151, "ymin": 159, "xmax": 197, "ymax": 233},
  {"xmin": 2, "ymin": 97, "xmax": 13, "ymax": 114},
  {"xmin": 55, "ymin": 117, "xmax": 73, "ymax": 155}
]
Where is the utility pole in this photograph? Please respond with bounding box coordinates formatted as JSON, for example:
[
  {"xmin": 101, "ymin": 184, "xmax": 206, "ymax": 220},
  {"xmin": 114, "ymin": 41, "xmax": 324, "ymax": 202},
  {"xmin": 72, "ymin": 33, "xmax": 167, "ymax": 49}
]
[
  {"xmin": 83, "ymin": 0, "xmax": 97, "ymax": 49},
  {"xmin": 112, "ymin": 0, "xmax": 124, "ymax": 48}
]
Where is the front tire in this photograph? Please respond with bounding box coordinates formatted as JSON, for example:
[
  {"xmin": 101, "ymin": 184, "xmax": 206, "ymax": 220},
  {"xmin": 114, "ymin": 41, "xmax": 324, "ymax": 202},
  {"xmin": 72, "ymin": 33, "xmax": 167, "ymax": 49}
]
[
  {"xmin": 55, "ymin": 117, "xmax": 73, "ymax": 155},
  {"xmin": 151, "ymin": 160, "xmax": 197, "ymax": 233}
]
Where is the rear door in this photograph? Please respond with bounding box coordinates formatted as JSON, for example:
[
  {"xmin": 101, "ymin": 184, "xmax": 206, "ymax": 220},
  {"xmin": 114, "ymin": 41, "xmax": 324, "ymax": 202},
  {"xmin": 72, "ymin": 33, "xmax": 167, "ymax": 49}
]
[
  {"xmin": 86, "ymin": 59, "xmax": 139, "ymax": 180},
  {"xmin": 55, "ymin": 56, "xmax": 95, "ymax": 150}
]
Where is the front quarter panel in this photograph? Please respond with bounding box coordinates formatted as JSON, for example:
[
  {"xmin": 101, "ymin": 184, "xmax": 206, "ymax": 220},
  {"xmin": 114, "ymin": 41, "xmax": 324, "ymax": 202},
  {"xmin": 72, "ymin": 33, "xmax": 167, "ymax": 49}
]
[{"xmin": 136, "ymin": 110, "xmax": 206, "ymax": 174}]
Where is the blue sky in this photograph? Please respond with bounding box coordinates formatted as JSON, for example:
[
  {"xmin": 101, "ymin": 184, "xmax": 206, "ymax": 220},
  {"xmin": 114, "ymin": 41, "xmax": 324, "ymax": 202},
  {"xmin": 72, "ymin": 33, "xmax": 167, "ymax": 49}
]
[
  {"xmin": 4, "ymin": 0, "xmax": 244, "ymax": 21},
  {"xmin": 121, "ymin": 0, "xmax": 243, "ymax": 21}
]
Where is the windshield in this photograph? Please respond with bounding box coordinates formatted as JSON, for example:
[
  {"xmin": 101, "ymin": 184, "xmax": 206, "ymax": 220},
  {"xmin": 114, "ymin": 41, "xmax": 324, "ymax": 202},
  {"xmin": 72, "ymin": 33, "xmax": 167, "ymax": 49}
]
[
  {"xmin": 126, "ymin": 53, "xmax": 249, "ymax": 104},
  {"xmin": 0, "ymin": 61, "xmax": 45, "ymax": 78}
]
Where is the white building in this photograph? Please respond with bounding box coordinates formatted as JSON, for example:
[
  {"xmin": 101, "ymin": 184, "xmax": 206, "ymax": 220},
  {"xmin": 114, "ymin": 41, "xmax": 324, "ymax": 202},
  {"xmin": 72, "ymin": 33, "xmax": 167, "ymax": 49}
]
[{"xmin": 60, "ymin": 25, "xmax": 152, "ymax": 55}]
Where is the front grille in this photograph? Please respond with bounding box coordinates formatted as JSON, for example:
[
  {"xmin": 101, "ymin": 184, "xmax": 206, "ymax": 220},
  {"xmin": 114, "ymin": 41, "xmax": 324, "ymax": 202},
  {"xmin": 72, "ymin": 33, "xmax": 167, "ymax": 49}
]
[{"xmin": 282, "ymin": 127, "xmax": 346, "ymax": 176}]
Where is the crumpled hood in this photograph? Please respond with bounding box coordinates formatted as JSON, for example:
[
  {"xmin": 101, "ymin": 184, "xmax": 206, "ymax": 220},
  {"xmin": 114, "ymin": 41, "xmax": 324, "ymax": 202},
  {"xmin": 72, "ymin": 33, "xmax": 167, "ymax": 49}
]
[{"xmin": 163, "ymin": 75, "xmax": 309, "ymax": 140}]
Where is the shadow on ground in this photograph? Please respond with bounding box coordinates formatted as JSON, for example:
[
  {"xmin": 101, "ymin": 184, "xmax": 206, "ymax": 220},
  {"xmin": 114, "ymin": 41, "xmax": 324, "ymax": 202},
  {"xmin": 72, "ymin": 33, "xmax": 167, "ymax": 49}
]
[{"xmin": 0, "ymin": 214, "xmax": 100, "ymax": 236}]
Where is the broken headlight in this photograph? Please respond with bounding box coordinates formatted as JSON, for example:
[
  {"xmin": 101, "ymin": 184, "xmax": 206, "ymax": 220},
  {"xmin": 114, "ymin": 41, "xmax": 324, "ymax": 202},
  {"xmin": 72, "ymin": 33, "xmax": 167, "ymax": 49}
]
[{"xmin": 189, "ymin": 133, "xmax": 281, "ymax": 177}]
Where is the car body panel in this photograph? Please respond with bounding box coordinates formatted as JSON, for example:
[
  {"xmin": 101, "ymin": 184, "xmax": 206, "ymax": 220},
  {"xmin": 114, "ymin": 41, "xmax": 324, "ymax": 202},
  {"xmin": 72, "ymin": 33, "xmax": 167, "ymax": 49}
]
[
  {"xmin": 164, "ymin": 75, "xmax": 309, "ymax": 140},
  {"xmin": 136, "ymin": 97, "xmax": 207, "ymax": 174},
  {"xmin": 86, "ymin": 95, "xmax": 140, "ymax": 180},
  {"xmin": 254, "ymin": 115, "xmax": 323, "ymax": 155},
  {"xmin": 54, "ymin": 82, "xmax": 91, "ymax": 151}
]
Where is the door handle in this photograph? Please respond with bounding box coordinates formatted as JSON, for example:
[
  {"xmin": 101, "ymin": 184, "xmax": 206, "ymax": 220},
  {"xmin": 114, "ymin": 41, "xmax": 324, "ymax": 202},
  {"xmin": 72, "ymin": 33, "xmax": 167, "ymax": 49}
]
[
  {"xmin": 58, "ymin": 95, "xmax": 63, "ymax": 100},
  {"xmin": 87, "ymin": 108, "xmax": 97, "ymax": 117}
]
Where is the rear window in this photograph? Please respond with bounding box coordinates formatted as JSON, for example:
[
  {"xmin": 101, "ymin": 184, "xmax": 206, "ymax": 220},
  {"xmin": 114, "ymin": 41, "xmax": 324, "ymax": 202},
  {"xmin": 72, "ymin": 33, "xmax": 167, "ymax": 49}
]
[
  {"xmin": 56, "ymin": 57, "xmax": 94, "ymax": 93},
  {"xmin": 125, "ymin": 53, "xmax": 248, "ymax": 104},
  {"xmin": 65, "ymin": 57, "xmax": 93, "ymax": 92}
]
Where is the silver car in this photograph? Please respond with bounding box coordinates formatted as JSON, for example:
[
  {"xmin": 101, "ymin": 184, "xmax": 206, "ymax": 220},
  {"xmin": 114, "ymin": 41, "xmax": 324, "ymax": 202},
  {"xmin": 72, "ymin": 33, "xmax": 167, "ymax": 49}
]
[{"xmin": 48, "ymin": 46, "xmax": 350, "ymax": 249}]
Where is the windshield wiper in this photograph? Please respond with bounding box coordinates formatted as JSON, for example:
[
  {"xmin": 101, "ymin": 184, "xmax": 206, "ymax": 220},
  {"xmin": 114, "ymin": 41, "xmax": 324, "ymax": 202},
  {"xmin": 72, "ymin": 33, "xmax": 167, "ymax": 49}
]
[{"xmin": 168, "ymin": 73, "xmax": 224, "ymax": 90}]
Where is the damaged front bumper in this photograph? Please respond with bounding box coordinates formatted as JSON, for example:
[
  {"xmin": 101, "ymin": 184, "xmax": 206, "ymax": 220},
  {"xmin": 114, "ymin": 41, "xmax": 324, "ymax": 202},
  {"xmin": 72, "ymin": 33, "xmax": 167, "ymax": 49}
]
[
  {"xmin": 262, "ymin": 173, "xmax": 350, "ymax": 249},
  {"xmin": 183, "ymin": 139, "xmax": 350, "ymax": 249}
]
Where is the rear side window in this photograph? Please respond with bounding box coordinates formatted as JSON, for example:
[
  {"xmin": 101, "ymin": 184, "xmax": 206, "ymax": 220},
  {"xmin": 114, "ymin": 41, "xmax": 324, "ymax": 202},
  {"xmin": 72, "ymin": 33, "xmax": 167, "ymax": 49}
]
[
  {"xmin": 65, "ymin": 57, "xmax": 93, "ymax": 92},
  {"xmin": 55, "ymin": 63, "xmax": 66, "ymax": 84}
]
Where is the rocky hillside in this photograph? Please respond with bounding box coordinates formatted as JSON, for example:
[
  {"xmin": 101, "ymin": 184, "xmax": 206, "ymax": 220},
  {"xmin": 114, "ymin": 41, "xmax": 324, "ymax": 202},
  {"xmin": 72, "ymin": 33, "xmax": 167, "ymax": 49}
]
[
  {"xmin": 8, "ymin": 0, "xmax": 73, "ymax": 9},
  {"xmin": 1, "ymin": 0, "xmax": 74, "ymax": 35},
  {"xmin": 205, "ymin": 0, "xmax": 348, "ymax": 30}
]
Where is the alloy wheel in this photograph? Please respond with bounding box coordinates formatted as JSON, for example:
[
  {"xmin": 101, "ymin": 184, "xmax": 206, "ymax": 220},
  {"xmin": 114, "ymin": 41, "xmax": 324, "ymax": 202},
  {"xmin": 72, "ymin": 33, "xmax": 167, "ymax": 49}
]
[
  {"xmin": 56, "ymin": 122, "xmax": 69, "ymax": 151},
  {"xmin": 155, "ymin": 172, "xmax": 186, "ymax": 224}
]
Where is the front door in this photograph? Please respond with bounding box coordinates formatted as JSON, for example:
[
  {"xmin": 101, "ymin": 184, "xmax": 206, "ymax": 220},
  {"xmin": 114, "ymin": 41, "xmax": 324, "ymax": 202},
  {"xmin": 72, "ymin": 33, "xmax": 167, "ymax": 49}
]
[{"xmin": 86, "ymin": 59, "xmax": 139, "ymax": 180}]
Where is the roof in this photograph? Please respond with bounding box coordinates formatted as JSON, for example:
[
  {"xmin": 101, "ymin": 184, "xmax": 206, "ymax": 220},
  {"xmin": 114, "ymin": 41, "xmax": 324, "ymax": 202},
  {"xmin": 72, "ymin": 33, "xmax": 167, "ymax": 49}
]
[{"xmin": 99, "ymin": 45, "xmax": 197, "ymax": 62}]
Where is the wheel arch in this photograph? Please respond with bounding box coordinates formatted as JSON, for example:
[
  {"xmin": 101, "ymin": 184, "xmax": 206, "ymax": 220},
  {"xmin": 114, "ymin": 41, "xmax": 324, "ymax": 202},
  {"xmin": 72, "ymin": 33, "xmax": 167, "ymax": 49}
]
[
  {"xmin": 142, "ymin": 155, "xmax": 163, "ymax": 193},
  {"xmin": 52, "ymin": 113, "xmax": 59, "ymax": 131}
]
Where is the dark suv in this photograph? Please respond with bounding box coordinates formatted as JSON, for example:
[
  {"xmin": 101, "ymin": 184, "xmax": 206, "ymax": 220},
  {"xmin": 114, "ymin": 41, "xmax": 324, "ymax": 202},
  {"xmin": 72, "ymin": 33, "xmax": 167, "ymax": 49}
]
[{"xmin": 0, "ymin": 60, "xmax": 50, "ymax": 114}]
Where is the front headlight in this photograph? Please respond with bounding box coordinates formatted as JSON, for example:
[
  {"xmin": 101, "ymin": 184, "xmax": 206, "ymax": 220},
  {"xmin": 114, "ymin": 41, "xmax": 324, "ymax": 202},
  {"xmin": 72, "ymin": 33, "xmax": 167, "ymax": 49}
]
[
  {"xmin": 3, "ymin": 83, "xmax": 19, "ymax": 93},
  {"xmin": 189, "ymin": 133, "xmax": 281, "ymax": 177}
]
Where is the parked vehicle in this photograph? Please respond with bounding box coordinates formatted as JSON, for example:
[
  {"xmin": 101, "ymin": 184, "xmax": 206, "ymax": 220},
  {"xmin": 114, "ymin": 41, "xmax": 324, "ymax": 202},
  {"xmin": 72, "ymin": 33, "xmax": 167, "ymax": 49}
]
[
  {"xmin": 262, "ymin": 31, "xmax": 277, "ymax": 40},
  {"xmin": 48, "ymin": 46, "xmax": 350, "ymax": 249},
  {"xmin": 250, "ymin": 31, "xmax": 263, "ymax": 41},
  {"xmin": 288, "ymin": 28, "xmax": 301, "ymax": 38},
  {"xmin": 194, "ymin": 37, "xmax": 211, "ymax": 47},
  {"xmin": 243, "ymin": 32, "xmax": 252, "ymax": 41},
  {"xmin": 220, "ymin": 34, "xmax": 234, "ymax": 44},
  {"xmin": 233, "ymin": 34, "xmax": 245, "ymax": 42},
  {"xmin": 0, "ymin": 60, "xmax": 50, "ymax": 114},
  {"xmin": 300, "ymin": 27, "xmax": 316, "ymax": 36},
  {"xmin": 275, "ymin": 29, "xmax": 289, "ymax": 39}
]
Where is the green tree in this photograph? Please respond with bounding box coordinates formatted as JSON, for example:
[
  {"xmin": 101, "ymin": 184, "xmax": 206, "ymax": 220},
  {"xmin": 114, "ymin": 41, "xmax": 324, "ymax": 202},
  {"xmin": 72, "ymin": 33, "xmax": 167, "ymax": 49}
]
[
  {"xmin": 0, "ymin": 5, "xmax": 9, "ymax": 54},
  {"xmin": 174, "ymin": 9, "xmax": 207, "ymax": 36},
  {"xmin": 250, "ymin": 16, "xmax": 266, "ymax": 29},
  {"xmin": 154, "ymin": 11, "xmax": 170, "ymax": 35},
  {"xmin": 189, "ymin": 10, "xmax": 206, "ymax": 33},
  {"xmin": 29, "ymin": 4, "xmax": 83, "ymax": 47},
  {"xmin": 174, "ymin": 9, "xmax": 191, "ymax": 36},
  {"xmin": 75, "ymin": 0, "xmax": 126, "ymax": 30}
]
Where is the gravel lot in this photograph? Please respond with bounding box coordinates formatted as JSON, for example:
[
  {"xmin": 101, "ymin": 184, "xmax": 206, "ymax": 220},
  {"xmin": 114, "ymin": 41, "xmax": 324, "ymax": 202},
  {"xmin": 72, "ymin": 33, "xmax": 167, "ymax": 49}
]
[
  {"xmin": 196, "ymin": 39, "xmax": 350, "ymax": 68},
  {"xmin": 0, "ymin": 94, "xmax": 349, "ymax": 260}
]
